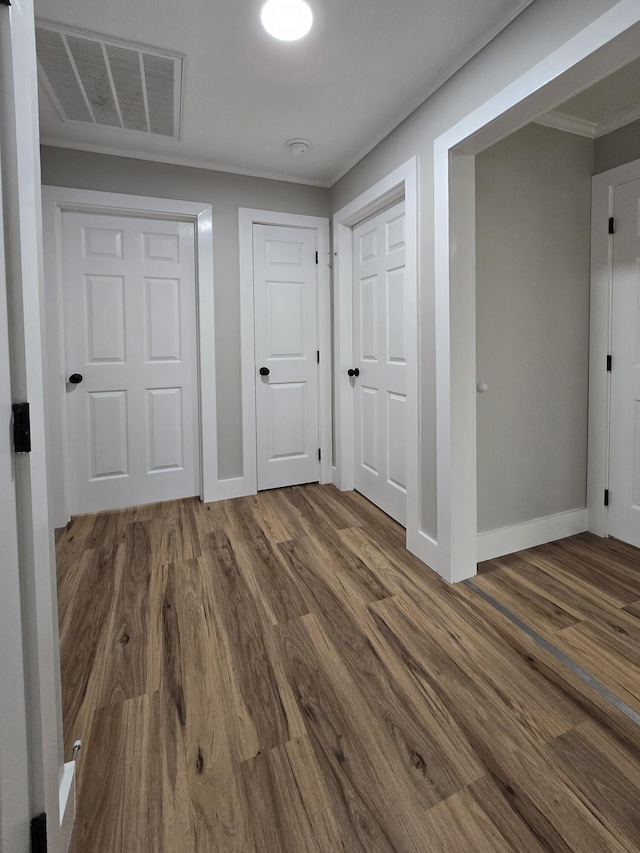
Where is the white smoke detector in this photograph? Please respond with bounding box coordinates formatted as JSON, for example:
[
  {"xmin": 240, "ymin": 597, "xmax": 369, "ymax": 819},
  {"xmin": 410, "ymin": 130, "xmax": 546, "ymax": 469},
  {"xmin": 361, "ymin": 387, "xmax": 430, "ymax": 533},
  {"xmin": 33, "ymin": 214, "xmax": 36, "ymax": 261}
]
[{"xmin": 287, "ymin": 138, "xmax": 311, "ymax": 155}]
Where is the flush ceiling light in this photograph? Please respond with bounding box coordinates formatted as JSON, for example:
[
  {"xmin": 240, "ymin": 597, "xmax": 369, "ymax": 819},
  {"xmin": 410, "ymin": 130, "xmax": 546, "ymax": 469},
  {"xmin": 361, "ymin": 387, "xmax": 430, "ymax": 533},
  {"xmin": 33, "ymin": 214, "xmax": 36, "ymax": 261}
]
[{"xmin": 261, "ymin": 0, "xmax": 313, "ymax": 41}]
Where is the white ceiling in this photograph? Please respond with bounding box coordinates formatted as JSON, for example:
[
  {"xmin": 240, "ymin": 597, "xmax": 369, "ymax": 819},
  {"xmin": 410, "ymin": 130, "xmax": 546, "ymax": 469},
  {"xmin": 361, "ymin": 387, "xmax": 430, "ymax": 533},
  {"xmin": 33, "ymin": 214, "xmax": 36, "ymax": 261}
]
[
  {"xmin": 36, "ymin": 0, "xmax": 535, "ymax": 186},
  {"xmin": 537, "ymin": 55, "xmax": 640, "ymax": 139}
]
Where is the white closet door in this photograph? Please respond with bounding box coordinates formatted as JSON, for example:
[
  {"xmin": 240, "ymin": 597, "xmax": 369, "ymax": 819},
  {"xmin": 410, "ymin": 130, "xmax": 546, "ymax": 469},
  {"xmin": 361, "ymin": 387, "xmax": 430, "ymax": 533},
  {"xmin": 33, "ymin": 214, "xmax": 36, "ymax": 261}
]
[
  {"xmin": 253, "ymin": 223, "xmax": 319, "ymax": 490},
  {"xmin": 62, "ymin": 212, "xmax": 199, "ymax": 514},
  {"xmin": 352, "ymin": 200, "xmax": 407, "ymax": 526},
  {"xmin": 609, "ymin": 178, "xmax": 640, "ymax": 548}
]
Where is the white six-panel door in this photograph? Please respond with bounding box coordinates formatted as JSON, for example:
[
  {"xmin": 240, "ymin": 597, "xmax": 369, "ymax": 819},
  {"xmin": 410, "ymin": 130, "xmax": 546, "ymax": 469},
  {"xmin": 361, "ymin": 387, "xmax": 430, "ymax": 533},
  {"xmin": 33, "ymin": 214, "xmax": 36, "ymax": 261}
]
[
  {"xmin": 62, "ymin": 212, "xmax": 199, "ymax": 514},
  {"xmin": 609, "ymin": 178, "xmax": 640, "ymax": 548},
  {"xmin": 352, "ymin": 201, "xmax": 407, "ymax": 526},
  {"xmin": 253, "ymin": 223, "xmax": 320, "ymax": 490}
]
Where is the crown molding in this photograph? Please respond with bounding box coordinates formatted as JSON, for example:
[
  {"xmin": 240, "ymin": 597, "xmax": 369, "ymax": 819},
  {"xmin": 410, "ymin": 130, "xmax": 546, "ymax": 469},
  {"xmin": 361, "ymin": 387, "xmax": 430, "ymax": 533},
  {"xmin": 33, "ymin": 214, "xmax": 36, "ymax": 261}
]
[{"xmin": 533, "ymin": 110, "xmax": 597, "ymax": 138}]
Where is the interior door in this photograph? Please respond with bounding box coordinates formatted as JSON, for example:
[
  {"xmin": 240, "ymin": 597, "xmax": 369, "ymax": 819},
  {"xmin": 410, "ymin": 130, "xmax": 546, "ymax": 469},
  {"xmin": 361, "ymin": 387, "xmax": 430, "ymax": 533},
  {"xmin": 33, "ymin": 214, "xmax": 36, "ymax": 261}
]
[
  {"xmin": 62, "ymin": 212, "xmax": 200, "ymax": 514},
  {"xmin": 352, "ymin": 200, "xmax": 407, "ymax": 526},
  {"xmin": 609, "ymin": 177, "xmax": 640, "ymax": 548},
  {"xmin": 253, "ymin": 223, "xmax": 319, "ymax": 490},
  {"xmin": 1, "ymin": 0, "xmax": 72, "ymax": 849}
]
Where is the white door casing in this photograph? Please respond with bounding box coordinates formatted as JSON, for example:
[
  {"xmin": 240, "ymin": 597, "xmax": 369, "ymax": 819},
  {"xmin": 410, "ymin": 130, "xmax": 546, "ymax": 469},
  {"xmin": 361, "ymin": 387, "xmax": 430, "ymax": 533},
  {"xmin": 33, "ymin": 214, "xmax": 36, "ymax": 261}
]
[
  {"xmin": 352, "ymin": 201, "xmax": 407, "ymax": 525},
  {"xmin": 608, "ymin": 177, "xmax": 640, "ymax": 548},
  {"xmin": 253, "ymin": 224, "xmax": 320, "ymax": 490},
  {"xmin": 62, "ymin": 211, "xmax": 199, "ymax": 514},
  {"xmin": 42, "ymin": 187, "xmax": 217, "ymax": 528},
  {"xmin": 239, "ymin": 208, "xmax": 331, "ymax": 495},
  {"xmin": 1, "ymin": 0, "xmax": 73, "ymax": 849}
]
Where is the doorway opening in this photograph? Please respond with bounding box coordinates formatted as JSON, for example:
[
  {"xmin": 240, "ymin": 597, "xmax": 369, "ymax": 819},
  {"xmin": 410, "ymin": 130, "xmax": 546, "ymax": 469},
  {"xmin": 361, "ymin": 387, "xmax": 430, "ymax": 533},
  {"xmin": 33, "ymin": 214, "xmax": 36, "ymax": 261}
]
[{"xmin": 434, "ymin": 2, "xmax": 640, "ymax": 582}]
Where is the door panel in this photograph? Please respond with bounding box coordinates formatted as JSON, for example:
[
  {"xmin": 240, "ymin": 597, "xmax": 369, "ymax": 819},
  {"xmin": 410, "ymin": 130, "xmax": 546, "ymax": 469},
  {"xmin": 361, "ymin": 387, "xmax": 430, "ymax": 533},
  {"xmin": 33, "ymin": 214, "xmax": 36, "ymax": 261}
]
[
  {"xmin": 609, "ymin": 179, "xmax": 640, "ymax": 547},
  {"xmin": 63, "ymin": 212, "xmax": 199, "ymax": 513},
  {"xmin": 352, "ymin": 201, "xmax": 407, "ymax": 525},
  {"xmin": 254, "ymin": 224, "xmax": 319, "ymax": 490}
]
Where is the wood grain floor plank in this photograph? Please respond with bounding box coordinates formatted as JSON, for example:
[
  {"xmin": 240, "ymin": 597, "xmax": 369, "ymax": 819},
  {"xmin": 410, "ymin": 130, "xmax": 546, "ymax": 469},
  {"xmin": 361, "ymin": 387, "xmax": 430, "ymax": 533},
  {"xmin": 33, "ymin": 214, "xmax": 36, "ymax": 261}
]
[
  {"xmin": 467, "ymin": 775, "xmax": 550, "ymax": 853},
  {"xmin": 152, "ymin": 498, "xmax": 202, "ymax": 565},
  {"xmin": 547, "ymin": 720, "xmax": 640, "ymax": 851},
  {"xmin": 91, "ymin": 521, "xmax": 157, "ymax": 709},
  {"xmin": 240, "ymin": 740, "xmax": 323, "ymax": 853},
  {"xmin": 204, "ymin": 528, "xmax": 300, "ymax": 760},
  {"xmin": 472, "ymin": 563, "xmax": 581, "ymax": 635},
  {"xmin": 368, "ymin": 597, "xmax": 630, "ymax": 853},
  {"xmin": 70, "ymin": 693, "xmax": 169, "ymax": 853},
  {"xmin": 537, "ymin": 538, "xmax": 640, "ymax": 605},
  {"xmin": 277, "ymin": 612, "xmax": 435, "ymax": 852},
  {"xmin": 555, "ymin": 621, "xmax": 640, "ymax": 712},
  {"xmin": 222, "ymin": 498, "xmax": 311, "ymax": 625},
  {"xmin": 420, "ymin": 788, "xmax": 516, "ymax": 853},
  {"xmin": 59, "ymin": 544, "xmax": 121, "ymax": 758},
  {"xmin": 296, "ymin": 482, "xmax": 365, "ymax": 529},
  {"xmin": 163, "ymin": 557, "xmax": 255, "ymax": 852}
]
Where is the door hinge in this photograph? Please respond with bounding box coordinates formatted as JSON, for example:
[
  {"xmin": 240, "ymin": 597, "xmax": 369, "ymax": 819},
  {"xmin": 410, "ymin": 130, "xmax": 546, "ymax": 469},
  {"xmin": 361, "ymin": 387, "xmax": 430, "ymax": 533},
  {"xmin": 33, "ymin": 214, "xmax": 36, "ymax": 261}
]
[
  {"xmin": 604, "ymin": 489, "xmax": 609, "ymax": 507},
  {"xmin": 315, "ymin": 251, "xmax": 318, "ymax": 264},
  {"xmin": 318, "ymin": 448, "xmax": 321, "ymax": 462},
  {"xmin": 608, "ymin": 217, "xmax": 615, "ymax": 234},
  {"xmin": 12, "ymin": 402, "xmax": 31, "ymax": 453},
  {"xmin": 31, "ymin": 813, "xmax": 47, "ymax": 853},
  {"xmin": 317, "ymin": 350, "xmax": 320, "ymax": 363},
  {"xmin": 607, "ymin": 354, "xmax": 612, "ymax": 372}
]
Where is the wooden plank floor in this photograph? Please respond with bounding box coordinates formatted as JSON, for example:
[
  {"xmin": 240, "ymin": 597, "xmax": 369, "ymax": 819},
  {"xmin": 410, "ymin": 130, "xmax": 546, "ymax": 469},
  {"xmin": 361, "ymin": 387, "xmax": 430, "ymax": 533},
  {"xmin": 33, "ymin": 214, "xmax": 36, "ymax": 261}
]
[
  {"xmin": 56, "ymin": 486, "xmax": 640, "ymax": 853},
  {"xmin": 475, "ymin": 533, "xmax": 640, "ymax": 717}
]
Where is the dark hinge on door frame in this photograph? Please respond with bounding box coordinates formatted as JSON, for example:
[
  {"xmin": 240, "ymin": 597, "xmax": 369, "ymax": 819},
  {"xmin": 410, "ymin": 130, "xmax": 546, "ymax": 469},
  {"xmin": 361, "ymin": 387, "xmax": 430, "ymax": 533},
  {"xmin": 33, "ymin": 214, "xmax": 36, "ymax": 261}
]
[
  {"xmin": 607, "ymin": 354, "xmax": 612, "ymax": 372},
  {"xmin": 318, "ymin": 448, "xmax": 321, "ymax": 462},
  {"xmin": 609, "ymin": 217, "xmax": 615, "ymax": 234},
  {"xmin": 315, "ymin": 251, "xmax": 318, "ymax": 264},
  {"xmin": 12, "ymin": 402, "xmax": 31, "ymax": 453},
  {"xmin": 317, "ymin": 350, "xmax": 320, "ymax": 363},
  {"xmin": 31, "ymin": 813, "xmax": 47, "ymax": 853},
  {"xmin": 604, "ymin": 489, "xmax": 609, "ymax": 507}
]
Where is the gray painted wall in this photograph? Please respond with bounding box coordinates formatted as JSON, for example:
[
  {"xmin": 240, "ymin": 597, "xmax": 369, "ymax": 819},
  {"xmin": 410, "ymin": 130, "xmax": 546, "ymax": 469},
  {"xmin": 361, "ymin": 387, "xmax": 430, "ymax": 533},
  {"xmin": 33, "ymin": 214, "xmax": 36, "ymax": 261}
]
[
  {"xmin": 475, "ymin": 124, "xmax": 593, "ymax": 532},
  {"xmin": 40, "ymin": 146, "xmax": 329, "ymax": 479},
  {"xmin": 330, "ymin": 0, "xmax": 620, "ymax": 540},
  {"xmin": 594, "ymin": 117, "xmax": 640, "ymax": 174}
]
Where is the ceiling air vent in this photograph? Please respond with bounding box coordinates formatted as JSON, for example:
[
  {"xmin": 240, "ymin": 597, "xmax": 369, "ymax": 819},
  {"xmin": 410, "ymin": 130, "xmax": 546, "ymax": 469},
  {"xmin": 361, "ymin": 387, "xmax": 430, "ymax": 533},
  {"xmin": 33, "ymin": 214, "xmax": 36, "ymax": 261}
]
[{"xmin": 35, "ymin": 23, "xmax": 183, "ymax": 139}]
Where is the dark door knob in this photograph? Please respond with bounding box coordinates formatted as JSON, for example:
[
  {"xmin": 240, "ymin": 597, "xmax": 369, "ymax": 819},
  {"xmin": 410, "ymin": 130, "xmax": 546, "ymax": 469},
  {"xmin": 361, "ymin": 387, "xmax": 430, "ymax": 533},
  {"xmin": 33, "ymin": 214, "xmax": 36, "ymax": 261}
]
[
  {"xmin": 347, "ymin": 368, "xmax": 360, "ymax": 377},
  {"xmin": 259, "ymin": 367, "xmax": 270, "ymax": 376},
  {"xmin": 68, "ymin": 373, "xmax": 83, "ymax": 384}
]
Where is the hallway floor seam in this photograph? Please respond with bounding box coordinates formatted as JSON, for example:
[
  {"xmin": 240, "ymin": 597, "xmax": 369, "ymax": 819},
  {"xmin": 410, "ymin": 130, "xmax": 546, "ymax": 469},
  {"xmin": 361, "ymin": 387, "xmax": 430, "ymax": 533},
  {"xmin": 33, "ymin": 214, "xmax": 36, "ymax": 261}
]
[{"xmin": 465, "ymin": 578, "xmax": 640, "ymax": 728}]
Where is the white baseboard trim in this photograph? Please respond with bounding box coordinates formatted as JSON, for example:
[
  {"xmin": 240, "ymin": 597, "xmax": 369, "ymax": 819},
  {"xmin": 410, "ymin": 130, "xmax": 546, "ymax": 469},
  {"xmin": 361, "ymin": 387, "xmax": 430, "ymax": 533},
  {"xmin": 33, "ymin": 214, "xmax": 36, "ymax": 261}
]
[
  {"xmin": 407, "ymin": 529, "xmax": 439, "ymax": 576},
  {"xmin": 477, "ymin": 507, "xmax": 589, "ymax": 563},
  {"xmin": 217, "ymin": 477, "xmax": 245, "ymax": 501}
]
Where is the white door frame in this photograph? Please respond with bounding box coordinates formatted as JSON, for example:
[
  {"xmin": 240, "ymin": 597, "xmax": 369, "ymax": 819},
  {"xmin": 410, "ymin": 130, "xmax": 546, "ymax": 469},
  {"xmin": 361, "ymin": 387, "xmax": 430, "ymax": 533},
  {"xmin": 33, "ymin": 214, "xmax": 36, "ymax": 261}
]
[
  {"xmin": 42, "ymin": 187, "xmax": 218, "ymax": 527},
  {"xmin": 1, "ymin": 0, "xmax": 74, "ymax": 849},
  {"xmin": 239, "ymin": 208, "xmax": 331, "ymax": 494},
  {"xmin": 589, "ymin": 156, "xmax": 640, "ymax": 537},
  {"xmin": 332, "ymin": 158, "xmax": 427, "ymax": 563},
  {"xmin": 434, "ymin": 0, "xmax": 640, "ymax": 583},
  {"xmin": 0, "ymin": 125, "xmax": 32, "ymax": 853}
]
